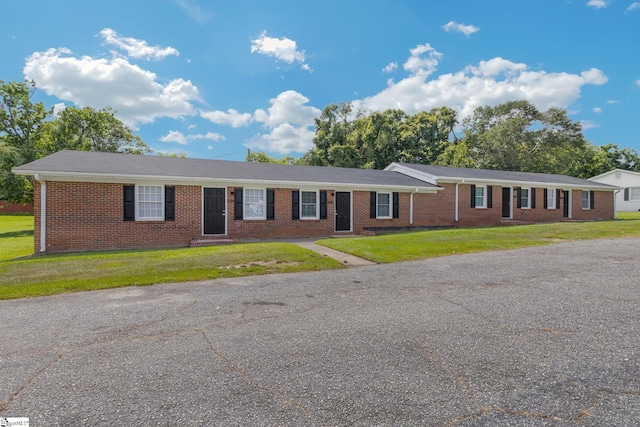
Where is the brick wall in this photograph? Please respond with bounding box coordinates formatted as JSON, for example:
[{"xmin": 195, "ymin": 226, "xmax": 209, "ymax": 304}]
[
  {"xmin": 41, "ymin": 181, "xmax": 202, "ymax": 253},
  {"xmin": 35, "ymin": 180, "xmax": 616, "ymax": 253}
]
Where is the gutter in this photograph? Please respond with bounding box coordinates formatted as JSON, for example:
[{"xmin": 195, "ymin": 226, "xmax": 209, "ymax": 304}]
[{"xmin": 34, "ymin": 174, "xmax": 46, "ymax": 253}]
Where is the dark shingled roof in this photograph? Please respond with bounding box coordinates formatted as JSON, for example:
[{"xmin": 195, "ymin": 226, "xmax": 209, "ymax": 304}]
[
  {"xmin": 392, "ymin": 163, "xmax": 616, "ymax": 189},
  {"xmin": 13, "ymin": 150, "xmax": 438, "ymax": 189}
]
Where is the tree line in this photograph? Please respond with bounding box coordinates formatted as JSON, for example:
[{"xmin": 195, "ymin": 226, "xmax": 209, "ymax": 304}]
[
  {"xmin": 3, "ymin": 79, "xmax": 638, "ymax": 204},
  {"xmin": 1, "ymin": 80, "xmax": 150, "ymax": 203},
  {"xmin": 253, "ymin": 101, "xmax": 640, "ymax": 179}
]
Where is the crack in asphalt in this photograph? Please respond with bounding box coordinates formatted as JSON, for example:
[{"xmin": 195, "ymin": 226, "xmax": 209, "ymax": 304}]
[{"xmin": 0, "ymin": 346, "xmax": 69, "ymax": 413}]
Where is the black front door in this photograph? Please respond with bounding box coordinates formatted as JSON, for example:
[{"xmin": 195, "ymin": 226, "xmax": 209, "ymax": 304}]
[
  {"xmin": 563, "ymin": 190, "xmax": 570, "ymax": 218},
  {"xmin": 335, "ymin": 192, "xmax": 351, "ymax": 231},
  {"xmin": 204, "ymin": 188, "xmax": 226, "ymax": 234},
  {"xmin": 502, "ymin": 187, "xmax": 511, "ymax": 218}
]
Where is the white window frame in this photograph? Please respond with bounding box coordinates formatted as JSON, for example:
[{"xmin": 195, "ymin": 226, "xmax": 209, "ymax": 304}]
[
  {"xmin": 520, "ymin": 187, "xmax": 530, "ymax": 209},
  {"xmin": 546, "ymin": 188, "xmax": 556, "ymax": 210},
  {"xmin": 474, "ymin": 185, "xmax": 486, "ymax": 209},
  {"xmin": 630, "ymin": 187, "xmax": 640, "ymax": 201},
  {"xmin": 377, "ymin": 192, "xmax": 392, "ymax": 219},
  {"xmin": 300, "ymin": 190, "xmax": 319, "ymax": 220},
  {"xmin": 243, "ymin": 188, "xmax": 266, "ymax": 220},
  {"xmin": 136, "ymin": 184, "xmax": 164, "ymax": 221},
  {"xmin": 582, "ymin": 190, "xmax": 590, "ymax": 210}
]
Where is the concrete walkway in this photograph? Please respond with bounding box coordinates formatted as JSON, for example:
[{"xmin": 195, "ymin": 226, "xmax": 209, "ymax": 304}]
[{"xmin": 290, "ymin": 239, "xmax": 376, "ymax": 267}]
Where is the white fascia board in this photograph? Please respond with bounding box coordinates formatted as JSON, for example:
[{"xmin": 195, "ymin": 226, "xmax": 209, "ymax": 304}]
[
  {"xmin": 433, "ymin": 177, "xmax": 618, "ymax": 191},
  {"xmin": 589, "ymin": 169, "xmax": 640, "ymax": 181},
  {"xmin": 21, "ymin": 171, "xmax": 441, "ymax": 193},
  {"xmin": 384, "ymin": 163, "xmax": 439, "ymax": 185}
]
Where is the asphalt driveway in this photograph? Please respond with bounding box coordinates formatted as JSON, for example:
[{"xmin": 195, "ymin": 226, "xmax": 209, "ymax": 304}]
[{"xmin": 1, "ymin": 238, "xmax": 639, "ymax": 426}]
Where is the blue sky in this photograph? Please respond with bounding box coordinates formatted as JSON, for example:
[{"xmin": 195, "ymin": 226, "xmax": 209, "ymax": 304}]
[{"xmin": 2, "ymin": 0, "xmax": 639, "ymax": 162}]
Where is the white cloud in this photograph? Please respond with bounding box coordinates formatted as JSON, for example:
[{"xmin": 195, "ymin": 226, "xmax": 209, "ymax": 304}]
[
  {"xmin": 587, "ymin": 0, "xmax": 608, "ymax": 8},
  {"xmin": 580, "ymin": 120, "xmax": 599, "ymax": 129},
  {"xmin": 636, "ymin": 79, "xmax": 640, "ymax": 86},
  {"xmin": 403, "ymin": 43, "xmax": 442, "ymax": 77},
  {"xmin": 160, "ymin": 130, "xmax": 225, "ymax": 145},
  {"xmin": 99, "ymin": 28, "xmax": 179, "ymax": 61},
  {"xmin": 626, "ymin": 2, "xmax": 640, "ymax": 12},
  {"xmin": 24, "ymin": 48, "xmax": 200, "ymax": 128},
  {"xmin": 246, "ymin": 123, "xmax": 315, "ymax": 154},
  {"xmin": 593, "ymin": 107, "xmax": 603, "ymax": 113},
  {"xmin": 253, "ymin": 90, "xmax": 320, "ymax": 128},
  {"xmin": 246, "ymin": 90, "xmax": 320, "ymax": 154},
  {"xmin": 382, "ymin": 62, "xmax": 398, "ymax": 73},
  {"xmin": 200, "ymin": 109, "xmax": 252, "ymax": 127},
  {"xmin": 250, "ymin": 30, "xmax": 312, "ymax": 72},
  {"xmin": 174, "ymin": 0, "xmax": 213, "ymax": 24},
  {"xmin": 442, "ymin": 21, "xmax": 480, "ymax": 36},
  {"xmin": 606, "ymin": 99, "xmax": 619, "ymax": 104},
  {"xmin": 351, "ymin": 46, "xmax": 608, "ymax": 121}
]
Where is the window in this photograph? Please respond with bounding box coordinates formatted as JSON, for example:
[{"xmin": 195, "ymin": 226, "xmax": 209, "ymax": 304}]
[
  {"xmin": 301, "ymin": 191, "xmax": 318, "ymax": 219},
  {"xmin": 520, "ymin": 188, "xmax": 530, "ymax": 209},
  {"xmin": 631, "ymin": 188, "xmax": 640, "ymax": 201},
  {"xmin": 244, "ymin": 188, "xmax": 265, "ymax": 220},
  {"xmin": 475, "ymin": 186, "xmax": 486, "ymax": 208},
  {"xmin": 582, "ymin": 191, "xmax": 590, "ymax": 209},
  {"xmin": 377, "ymin": 193, "xmax": 391, "ymax": 218},
  {"xmin": 137, "ymin": 185, "xmax": 164, "ymax": 220},
  {"xmin": 546, "ymin": 188, "xmax": 556, "ymax": 209}
]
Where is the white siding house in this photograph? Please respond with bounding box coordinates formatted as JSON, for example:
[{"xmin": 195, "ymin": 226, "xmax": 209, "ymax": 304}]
[{"xmin": 589, "ymin": 169, "xmax": 638, "ymax": 212}]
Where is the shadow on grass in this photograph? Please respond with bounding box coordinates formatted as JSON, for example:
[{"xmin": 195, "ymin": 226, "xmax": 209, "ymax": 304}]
[{"xmin": 0, "ymin": 230, "xmax": 34, "ymax": 239}]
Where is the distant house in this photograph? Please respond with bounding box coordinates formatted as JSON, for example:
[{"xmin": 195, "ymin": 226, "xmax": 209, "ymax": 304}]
[
  {"xmin": 589, "ymin": 169, "xmax": 639, "ymax": 212},
  {"xmin": 13, "ymin": 150, "xmax": 617, "ymax": 254}
]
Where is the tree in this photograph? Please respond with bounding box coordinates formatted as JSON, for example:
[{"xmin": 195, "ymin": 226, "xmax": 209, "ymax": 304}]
[
  {"xmin": 42, "ymin": 106, "xmax": 150, "ymax": 154},
  {"xmin": 1, "ymin": 80, "xmax": 150, "ymax": 203},
  {"xmin": 458, "ymin": 100, "xmax": 588, "ymax": 174},
  {"xmin": 246, "ymin": 150, "xmax": 298, "ymax": 164},
  {"xmin": 0, "ymin": 80, "xmax": 51, "ymax": 202}
]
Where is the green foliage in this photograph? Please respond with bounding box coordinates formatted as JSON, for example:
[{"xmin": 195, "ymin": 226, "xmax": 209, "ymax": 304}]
[
  {"xmin": 246, "ymin": 150, "xmax": 299, "ymax": 164},
  {"xmin": 0, "ymin": 80, "xmax": 150, "ymax": 203},
  {"xmin": 303, "ymin": 102, "xmax": 457, "ymax": 169}
]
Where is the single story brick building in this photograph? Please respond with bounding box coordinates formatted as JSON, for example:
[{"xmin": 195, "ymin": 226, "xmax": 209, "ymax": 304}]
[{"xmin": 13, "ymin": 150, "xmax": 618, "ymax": 254}]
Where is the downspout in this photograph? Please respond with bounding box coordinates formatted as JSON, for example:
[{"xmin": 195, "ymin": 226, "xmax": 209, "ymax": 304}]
[
  {"xmin": 455, "ymin": 179, "xmax": 464, "ymax": 222},
  {"xmin": 410, "ymin": 188, "xmax": 417, "ymax": 225},
  {"xmin": 35, "ymin": 174, "xmax": 46, "ymax": 253}
]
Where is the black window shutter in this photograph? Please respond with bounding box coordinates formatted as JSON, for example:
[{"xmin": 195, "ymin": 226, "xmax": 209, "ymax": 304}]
[
  {"xmin": 320, "ymin": 191, "xmax": 327, "ymax": 219},
  {"xmin": 531, "ymin": 187, "xmax": 536, "ymax": 209},
  {"xmin": 543, "ymin": 189, "xmax": 548, "ymax": 209},
  {"xmin": 556, "ymin": 189, "xmax": 561, "ymax": 209},
  {"xmin": 165, "ymin": 186, "xmax": 175, "ymax": 221},
  {"xmin": 370, "ymin": 192, "xmax": 376, "ymax": 218},
  {"xmin": 624, "ymin": 188, "xmax": 629, "ymax": 201},
  {"xmin": 517, "ymin": 187, "xmax": 522, "ymax": 209},
  {"xmin": 590, "ymin": 190, "xmax": 595, "ymax": 209},
  {"xmin": 267, "ymin": 189, "xmax": 275, "ymax": 220},
  {"xmin": 487, "ymin": 186, "xmax": 493, "ymax": 208},
  {"xmin": 393, "ymin": 192, "xmax": 399, "ymax": 218},
  {"xmin": 292, "ymin": 190, "xmax": 300, "ymax": 220},
  {"xmin": 470, "ymin": 184, "xmax": 476, "ymax": 208},
  {"xmin": 234, "ymin": 188, "xmax": 243, "ymax": 220},
  {"xmin": 123, "ymin": 185, "xmax": 135, "ymax": 221}
]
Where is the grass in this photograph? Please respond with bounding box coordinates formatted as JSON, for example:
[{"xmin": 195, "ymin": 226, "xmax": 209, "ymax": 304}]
[
  {"xmin": 317, "ymin": 213, "xmax": 640, "ymax": 264},
  {"xmin": 3, "ymin": 212, "xmax": 640, "ymax": 300},
  {"xmin": 0, "ymin": 214, "xmax": 34, "ymax": 261},
  {"xmin": 0, "ymin": 214, "xmax": 342, "ymax": 300}
]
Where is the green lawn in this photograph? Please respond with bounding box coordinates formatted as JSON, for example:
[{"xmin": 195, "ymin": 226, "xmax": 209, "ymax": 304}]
[
  {"xmin": 317, "ymin": 215, "xmax": 640, "ymax": 263},
  {"xmin": 3, "ymin": 212, "xmax": 640, "ymax": 300},
  {"xmin": 0, "ymin": 214, "xmax": 34, "ymax": 261},
  {"xmin": 0, "ymin": 215, "xmax": 342, "ymax": 300}
]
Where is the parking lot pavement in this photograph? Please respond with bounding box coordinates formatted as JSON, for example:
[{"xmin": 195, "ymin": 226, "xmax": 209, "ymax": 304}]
[{"xmin": 1, "ymin": 237, "xmax": 639, "ymax": 426}]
